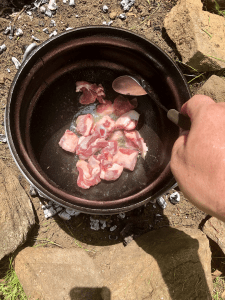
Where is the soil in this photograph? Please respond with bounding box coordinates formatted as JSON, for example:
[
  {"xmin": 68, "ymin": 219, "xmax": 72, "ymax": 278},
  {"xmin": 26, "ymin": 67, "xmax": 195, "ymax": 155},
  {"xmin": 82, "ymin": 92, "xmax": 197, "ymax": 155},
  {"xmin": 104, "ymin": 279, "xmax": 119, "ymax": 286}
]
[{"xmin": 0, "ymin": 0, "xmax": 222, "ymax": 295}]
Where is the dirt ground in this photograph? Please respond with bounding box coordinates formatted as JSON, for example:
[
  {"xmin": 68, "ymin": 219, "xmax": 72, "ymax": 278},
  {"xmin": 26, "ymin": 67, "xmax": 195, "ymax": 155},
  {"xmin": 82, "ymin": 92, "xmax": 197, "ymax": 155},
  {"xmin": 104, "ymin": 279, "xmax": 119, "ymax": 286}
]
[{"xmin": 0, "ymin": 0, "xmax": 224, "ymax": 296}]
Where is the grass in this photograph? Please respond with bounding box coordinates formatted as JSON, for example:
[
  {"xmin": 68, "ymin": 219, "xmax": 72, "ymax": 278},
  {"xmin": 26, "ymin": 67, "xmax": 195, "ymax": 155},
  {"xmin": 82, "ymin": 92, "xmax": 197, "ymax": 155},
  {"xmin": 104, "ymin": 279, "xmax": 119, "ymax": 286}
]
[
  {"xmin": 0, "ymin": 258, "xmax": 27, "ymax": 300},
  {"xmin": 212, "ymin": 275, "xmax": 225, "ymax": 300},
  {"xmin": 214, "ymin": 0, "xmax": 225, "ymax": 17}
]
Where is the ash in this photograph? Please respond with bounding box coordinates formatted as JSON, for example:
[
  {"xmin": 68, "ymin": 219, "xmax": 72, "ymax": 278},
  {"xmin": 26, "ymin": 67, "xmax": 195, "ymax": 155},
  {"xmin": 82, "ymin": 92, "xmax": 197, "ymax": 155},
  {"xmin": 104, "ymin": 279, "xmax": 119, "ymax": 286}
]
[{"xmin": 120, "ymin": 0, "xmax": 135, "ymax": 12}]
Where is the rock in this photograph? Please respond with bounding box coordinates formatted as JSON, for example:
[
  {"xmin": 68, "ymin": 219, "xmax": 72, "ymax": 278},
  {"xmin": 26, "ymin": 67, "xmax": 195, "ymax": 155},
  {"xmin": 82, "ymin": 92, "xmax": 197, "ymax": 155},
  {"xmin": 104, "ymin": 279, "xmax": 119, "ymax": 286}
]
[
  {"xmin": 95, "ymin": 226, "xmax": 213, "ymax": 300},
  {"xmin": 202, "ymin": 217, "xmax": 225, "ymax": 255},
  {"xmin": 0, "ymin": 159, "xmax": 35, "ymax": 261},
  {"xmin": 164, "ymin": 0, "xmax": 225, "ymax": 71},
  {"xmin": 14, "ymin": 247, "xmax": 103, "ymax": 300},
  {"xmin": 0, "ymin": 73, "xmax": 5, "ymax": 84},
  {"xmin": 197, "ymin": 75, "xmax": 225, "ymax": 103},
  {"xmin": 109, "ymin": 11, "xmax": 117, "ymax": 19}
]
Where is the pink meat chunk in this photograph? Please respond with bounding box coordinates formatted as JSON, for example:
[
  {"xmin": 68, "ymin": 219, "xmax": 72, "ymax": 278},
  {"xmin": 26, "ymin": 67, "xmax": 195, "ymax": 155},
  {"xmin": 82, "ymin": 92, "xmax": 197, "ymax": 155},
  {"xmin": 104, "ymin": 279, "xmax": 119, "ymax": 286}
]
[
  {"xmin": 76, "ymin": 81, "xmax": 106, "ymax": 105},
  {"xmin": 77, "ymin": 137, "xmax": 108, "ymax": 160},
  {"xmin": 91, "ymin": 115, "xmax": 115, "ymax": 136},
  {"xmin": 124, "ymin": 130, "xmax": 148, "ymax": 158},
  {"xmin": 100, "ymin": 162, "xmax": 123, "ymax": 181},
  {"xmin": 113, "ymin": 148, "xmax": 139, "ymax": 171},
  {"xmin": 115, "ymin": 110, "xmax": 140, "ymax": 131},
  {"xmin": 96, "ymin": 100, "xmax": 114, "ymax": 115},
  {"xmin": 76, "ymin": 114, "xmax": 94, "ymax": 136},
  {"xmin": 113, "ymin": 95, "xmax": 138, "ymax": 116},
  {"xmin": 76, "ymin": 160, "xmax": 101, "ymax": 189},
  {"xmin": 108, "ymin": 130, "xmax": 124, "ymax": 141},
  {"xmin": 58, "ymin": 130, "xmax": 79, "ymax": 153}
]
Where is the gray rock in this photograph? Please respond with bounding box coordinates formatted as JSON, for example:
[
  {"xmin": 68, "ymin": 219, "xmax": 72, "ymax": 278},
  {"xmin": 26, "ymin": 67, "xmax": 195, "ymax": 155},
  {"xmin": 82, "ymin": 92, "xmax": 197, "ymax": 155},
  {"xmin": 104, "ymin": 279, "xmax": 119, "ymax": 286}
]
[
  {"xmin": 164, "ymin": 0, "xmax": 225, "ymax": 71},
  {"xmin": 14, "ymin": 248, "xmax": 103, "ymax": 300},
  {"xmin": 0, "ymin": 159, "xmax": 35, "ymax": 261},
  {"xmin": 197, "ymin": 75, "xmax": 225, "ymax": 103},
  {"xmin": 203, "ymin": 217, "xmax": 225, "ymax": 254}
]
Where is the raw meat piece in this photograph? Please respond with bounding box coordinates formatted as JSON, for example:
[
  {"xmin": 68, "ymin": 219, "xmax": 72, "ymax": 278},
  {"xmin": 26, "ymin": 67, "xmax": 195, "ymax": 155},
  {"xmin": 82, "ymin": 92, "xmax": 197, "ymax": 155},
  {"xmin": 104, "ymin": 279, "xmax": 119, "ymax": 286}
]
[
  {"xmin": 58, "ymin": 130, "xmax": 79, "ymax": 153},
  {"xmin": 76, "ymin": 81, "xmax": 106, "ymax": 105},
  {"xmin": 109, "ymin": 130, "xmax": 124, "ymax": 141},
  {"xmin": 76, "ymin": 114, "xmax": 94, "ymax": 136},
  {"xmin": 113, "ymin": 147, "xmax": 139, "ymax": 171},
  {"xmin": 101, "ymin": 140, "xmax": 118, "ymax": 156},
  {"xmin": 76, "ymin": 160, "xmax": 101, "ymax": 189},
  {"xmin": 77, "ymin": 138, "xmax": 108, "ymax": 160},
  {"xmin": 91, "ymin": 115, "xmax": 115, "ymax": 136},
  {"xmin": 124, "ymin": 130, "xmax": 148, "ymax": 158},
  {"xmin": 96, "ymin": 100, "xmax": 114, "ymax": 115},
  {"xmin": 100, "ymin": 162, "xmax": 123, "ymax": 181},
  {"xmin": 113, "ymin": 95, "xmax": 138, "ymax": 116},
  {"xmin": 115, "ymin": 110, "xmax": 140, "ymax": 131}
]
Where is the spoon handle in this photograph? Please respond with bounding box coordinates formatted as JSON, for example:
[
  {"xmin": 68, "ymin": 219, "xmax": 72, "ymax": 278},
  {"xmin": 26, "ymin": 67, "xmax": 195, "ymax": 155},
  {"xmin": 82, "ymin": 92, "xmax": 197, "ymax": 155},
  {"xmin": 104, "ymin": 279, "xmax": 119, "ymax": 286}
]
[{"xmin": 167, "ymin": 109, "xmax": 191, "ymax": 130}]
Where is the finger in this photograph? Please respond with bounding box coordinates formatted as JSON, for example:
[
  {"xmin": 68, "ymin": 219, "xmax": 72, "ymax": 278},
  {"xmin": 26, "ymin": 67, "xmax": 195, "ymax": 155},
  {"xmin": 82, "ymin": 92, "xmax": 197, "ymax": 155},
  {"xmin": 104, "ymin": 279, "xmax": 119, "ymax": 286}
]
[{"xmin": 180, "ymin": 95, "xmax": 214, "ymax": 120}]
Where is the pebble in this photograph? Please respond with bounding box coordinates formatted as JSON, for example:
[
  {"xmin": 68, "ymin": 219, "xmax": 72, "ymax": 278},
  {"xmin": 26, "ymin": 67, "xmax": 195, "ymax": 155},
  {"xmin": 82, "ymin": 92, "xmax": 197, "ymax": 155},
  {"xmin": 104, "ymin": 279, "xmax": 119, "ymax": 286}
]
[
  {"xmin": 66, "ymin": 27, "xmax": 73, "ymax": 30},
  {"xmin": 29, "ymin": 185, "xmax": 38, "ymax": 197},
  {"xmin": 3, "ymin": 26, "xmax": 11, "ymax": 35},
  {"xmin": 45, "ymin": 9, "xmax": 53, "ymax": 17},
  {"xmin": 109, "ymin": 11, "xmax": 117, "ymax": 19},
  {"xmin": 32, "ymin": 35, "xmax": 40, "ymax": 42},
  {"xmin": 39, "ymin": 6, "xmax": 46, "ymax": 13},
  {"xmin": 118, "ymin": 212, "xmax": 126, "ymax": 219},
  {"xmin": 156, "ymin": 196, "xmax": 167, "ymax": 209},
  {"xmin": 65, "ymin": 208, "xmax": 80, "ymax": 216},
  {"xmin": 43, "ymin": 206, "xmax": 57, "ymax": 218},
  {"xmin": 63, "ymin": 0, "xmax": 67, "ymax": 3},
  {"xmin": 0, "ymin": 44, "xmax": 7, "ymax": 55},
  {"xmin": 12, "ymin": 57, "xmax": 21, "ymax": 70},
  {"xmin": 58, "ymin": 210, "xmax": 71, "ymax": 220},
  {"xmin": 120, "ymin": 0, "xmax": 135, "ymax": 12},
  {"xmin": 48, "ymin": 0, "xmax": 57, "ymax": 10},
  {"xmin": 102, "ymin": 5, "xmax": 109, "ymax": 13},
  {"xmin": 169, "ymin": 192, "xmax": 180, "ymax": 205},
  {"xmin": 110, "ymin": 225, "xmax": 117, "ymax": 232},
  {"xmin": 43, "ymin": 28, "xmax": 49, "ymax": 34},
  {"xmin": 69, "ymin": 0, "xmax": 75, "ymax": 6},
  {"xmin": 49, "ymin": 19, "xmax": 56, "ymax": 27},
  {"xmin": 49, "ymin": 30, "xmax": 57, "ymax": 38},
  {"xmin": 6, "ymin": 68, "xmax": 10, "ymax": 73},
  {"xmin": 90, "ymin": 217, "xmax": 100, "ymax": 231},
  {"xmin": 0, "ymin": 134, "xmax": 7, "ymax": 143},
  {"xmin": 100, "ymin": 220, "xmax": 107, "ymax": 229}
]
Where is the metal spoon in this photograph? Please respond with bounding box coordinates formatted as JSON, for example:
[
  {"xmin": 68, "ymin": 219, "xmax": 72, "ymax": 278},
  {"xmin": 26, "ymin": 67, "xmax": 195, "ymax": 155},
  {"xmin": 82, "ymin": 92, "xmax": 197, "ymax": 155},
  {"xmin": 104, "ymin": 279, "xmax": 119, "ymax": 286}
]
[{"xmin": 112, "ymin": 75, "xmax": 191, "ymax": 130}]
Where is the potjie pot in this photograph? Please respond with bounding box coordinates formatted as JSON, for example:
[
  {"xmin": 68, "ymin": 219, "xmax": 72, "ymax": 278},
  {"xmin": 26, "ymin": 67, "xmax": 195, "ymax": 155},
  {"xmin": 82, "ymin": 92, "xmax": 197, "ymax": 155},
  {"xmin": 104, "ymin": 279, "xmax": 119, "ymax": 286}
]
[{"xmin": 5, "ymin": 26, "xmax": 191, "ymax": 214}]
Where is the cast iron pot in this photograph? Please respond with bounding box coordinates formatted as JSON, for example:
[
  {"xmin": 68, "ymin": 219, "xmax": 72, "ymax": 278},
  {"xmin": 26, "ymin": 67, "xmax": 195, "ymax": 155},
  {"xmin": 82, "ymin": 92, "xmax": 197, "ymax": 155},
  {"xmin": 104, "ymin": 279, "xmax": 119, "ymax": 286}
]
[{"xmin": 5, "ymin": 26, "xmax": 191, "ymax": 214}]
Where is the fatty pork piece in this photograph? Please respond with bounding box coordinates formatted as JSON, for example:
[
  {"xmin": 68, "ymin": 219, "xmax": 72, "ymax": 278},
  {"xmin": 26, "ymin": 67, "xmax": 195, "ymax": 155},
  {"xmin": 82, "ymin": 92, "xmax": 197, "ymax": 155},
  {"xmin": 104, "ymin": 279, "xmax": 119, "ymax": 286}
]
[
  {"xmin": 113, "ymin": 148, "xmax": 139, "ymax": 171},
  {"xmin": 76, "ymin": 159, "xmax": 101, "ymax": 189},
  {"xmin": 100, "ymin": 162, "xmax": 123, "ymax": 181},
  {"xmin": 96, "ymin": 100, "xmax": 114, "ymax": 116},
  {"xmin": 113, "ymin": 95, "xmax": 138, "ymax": 116},
  {"xmin": 91, "ymin": 115, "xmax": 115, "ymax": 136},
  {"xmin": 58, "ymin": 130, "xmax": 79, "ymax": 153},
  {"xmin": 76, "ymin": 81, "xmax": 106, "ymax": 105},
  {"xmin": 77, "ymin": 137, "xmax": 109, "ymax": 160},
  {"xmin": 124, "ymin": 130, "xmax": 148, "ymax": 159},
  {"xmin": 115, "ymin": 110, "xmax": 140, "ymax": 131},
  {"xmin": 76, "ymin": 114, "xmax": 94, "ymax": 136}
]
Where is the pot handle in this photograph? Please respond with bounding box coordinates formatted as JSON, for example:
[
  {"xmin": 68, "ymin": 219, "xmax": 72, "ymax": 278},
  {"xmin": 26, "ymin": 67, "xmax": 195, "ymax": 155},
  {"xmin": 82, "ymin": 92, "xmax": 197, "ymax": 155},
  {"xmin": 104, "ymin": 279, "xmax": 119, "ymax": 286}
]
[{"xmin": 21, "ymin": 42, "xmax": 38, "ymax": 64}]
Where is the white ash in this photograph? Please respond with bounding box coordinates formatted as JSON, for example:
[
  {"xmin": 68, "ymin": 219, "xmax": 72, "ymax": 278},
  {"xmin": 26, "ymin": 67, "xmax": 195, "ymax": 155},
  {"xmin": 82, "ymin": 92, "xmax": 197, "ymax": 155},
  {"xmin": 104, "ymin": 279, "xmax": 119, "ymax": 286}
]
[
  {"xmin": 156, "ymin": 196, "xmax": 167, "ymax": 209},
  {"xmin": 26, "ymin": 11, "xmax": 32, "ymax": 16},
  {"xmin": 118, "ymin": 212, "xmax": 125, "ymax": 219},
  {"xmin": 48, "ymin": 0, "xmax": 57, "ymax": 10},
  {"xmin": 0, "ymin": 134, "xmax": 7, "ymax": 143},
  {"xmin": 90, "ymin": 217, "xmax": 100, "ymax": 231},
  {"xmin": 63, "ymin": 0, "xmax": 67, "ymax": 3},
  {"xmin": 45, "ymin": 9, "xmax": 53, "ymax": 17},
  {"xmin": 120, "ymin": 0, "xmax": 135, "ymax": 11},
  {"xmin": 153, "ymin": 204, "xmax": 156, "ymax": 209},
  {"xmin": 43, "ymin": 206, "xmax": 57, "ymax": 218},
  {"xmin": 32, "ymin": 35, "xmax": 40, "ymax": 42},
  {"xmin": 102, "ymin": 21, "xmax": 113, "ymax": 26},
  {"xmin": 119, "ymin": 13, "xmax": 126, "ymax": 20},
  {"xmin": 69, "ymin": 0, "xmax": 75, "ymax": 6},
  {"xmin": 110, "ymin": 225, "xmax": 117, "ymax": 232},
  {"xmin": 58, "ymin": 210, "xmax": 71, "ymax": 220},
  {"xmin": 66, "ymin": 27, "xmax": 73, "ymax": 30},
  {"xmin": 8, "ymin": 26, "xmax": 15, "ymax": 40},
  {"xmin": 155, "ymin": 213, "xmax": 162, "ymax": 217},
  {"xmin": 102, "ymin": 5, "xmax": 109, "ymax": 13},
  {"xmin": 12, "ymin": 57, "xmax": 21, "ymax": 70},
  {"xmin": 3, "ymin": 26, "xmax": 11, "ymax": 35},
  {"xmin": 43, "ymin": 28, "xmax": 49, "ymax": 33},
  {"xmin": 15, "ymin": 28, "xmax": 23, "ymax": 37},
  {"xmin": 39, "ymin": 6, "xmax": 46, "ymax": 13},
  {"xmin": 29, "ymin": 185, "xmax": 38, "ymax": 196},
  {"xmin": 34, "ymin": 0, "xmax": 42, "ymax": 8},
  {"xmin": 49, "ymin": 30, "xmax": 57, "ymax": 38},
  {"xmin": 0, "ymin": 44, "xmax": 7, "ymax": 54},
  {"xmin": 6, "ymin": 68, "xmax": 10, "ymax": 73},
  {"xmin": 75, "ymin": 14, "xmax": 79, "ymax": 18},
  {"xmin": 169, "ymin": 191, "xmax": 180, "ymax": 205},
  {"xmin": 49, "ymin": 19, "xmax": 56, "ymax": 27},
  {"xmin": 65, "ymin": 208, "xmax": 80, "ymax": 216},
  {"xmin": 100, "ymin": 220, "xmax": 107, "ymax": 229}
]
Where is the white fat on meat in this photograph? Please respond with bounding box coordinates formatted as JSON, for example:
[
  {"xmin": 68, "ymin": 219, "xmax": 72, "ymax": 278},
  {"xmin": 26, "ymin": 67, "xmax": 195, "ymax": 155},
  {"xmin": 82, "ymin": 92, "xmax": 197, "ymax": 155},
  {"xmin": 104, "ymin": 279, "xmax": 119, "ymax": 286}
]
[
  {"xmin": 113, "ymin": 147, "xmax": 139, "ymax": 171},
  {"xmin": 76, "ymin": 159, "xmax": 101, "ymax": 189},
  {"xmin": 124, "ymin": 130, "xmax": 148, "ymax": 159},
  {"xmin": 58, "ymin": 130, "xmax": 79, "ymax": 153},
  {"xmin": 115, "ymin": 110, "xmax": 140, "ymax": 131},
  {"xmin": 100, "ymin": 162, "xmax": 123, "ymax": 181},
  {"xmin": 91, "ymin": 115, "xmax": 115, "ymax": 136},
  {"xmin": 76, "ymin": 81, "xmax": 106, "ymax": 105},
  {"xmin": 76, "ymin": 114, "xmax": 94, "ymax": 136}
]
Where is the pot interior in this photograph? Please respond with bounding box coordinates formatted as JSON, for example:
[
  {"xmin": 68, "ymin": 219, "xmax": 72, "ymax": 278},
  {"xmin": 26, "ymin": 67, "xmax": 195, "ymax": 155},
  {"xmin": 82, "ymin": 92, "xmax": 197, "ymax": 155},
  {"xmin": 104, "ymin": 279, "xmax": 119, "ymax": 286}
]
[{"xmin": 7, "ymin": 27, "xmax": 190, "ymax": 211}]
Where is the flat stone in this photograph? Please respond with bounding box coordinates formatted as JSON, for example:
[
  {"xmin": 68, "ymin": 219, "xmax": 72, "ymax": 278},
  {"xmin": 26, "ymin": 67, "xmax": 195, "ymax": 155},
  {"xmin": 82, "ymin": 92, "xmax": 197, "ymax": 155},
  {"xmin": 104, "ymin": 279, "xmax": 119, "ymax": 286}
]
[
  {"xmin": 0, "ymin": 159, "xmax": 35, "ymax": 261},
  {"xmin": 203, "ymin": 217, "xmax": 225, "ymax": 255},
  {"xmin": 109, "ymin": 11, "xmax": 117, "ymax": 19},
  {"xmin": 95, "ymin": 226, "xmax": 213, "ymax": 300},
  {"xmin": 197, "ymin": 75, "xmax": 225, "ymax": 103},
  {"xmin": 164, "ymin": 0, "xmax": 225, "ymax": 71},
  {"xmin": 14, "ymin": 248, "xmax": 104, "ymax": 300}
]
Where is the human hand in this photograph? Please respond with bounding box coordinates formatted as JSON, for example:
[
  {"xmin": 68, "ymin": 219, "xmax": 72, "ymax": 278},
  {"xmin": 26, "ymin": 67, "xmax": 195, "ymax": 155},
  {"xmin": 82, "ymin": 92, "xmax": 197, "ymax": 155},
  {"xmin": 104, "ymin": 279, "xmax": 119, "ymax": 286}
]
[{"xmin": 170, "ymin": 95, "xmax": 225, "ymax": 221}]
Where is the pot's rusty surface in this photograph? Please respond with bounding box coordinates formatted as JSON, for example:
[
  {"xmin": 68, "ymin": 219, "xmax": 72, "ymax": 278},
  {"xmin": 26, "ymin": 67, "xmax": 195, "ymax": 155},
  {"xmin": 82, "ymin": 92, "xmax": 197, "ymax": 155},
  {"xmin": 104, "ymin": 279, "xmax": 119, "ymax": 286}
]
[{"xmin": 5, "ymin": 26, "xmax": 191, "ymax": 214}]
